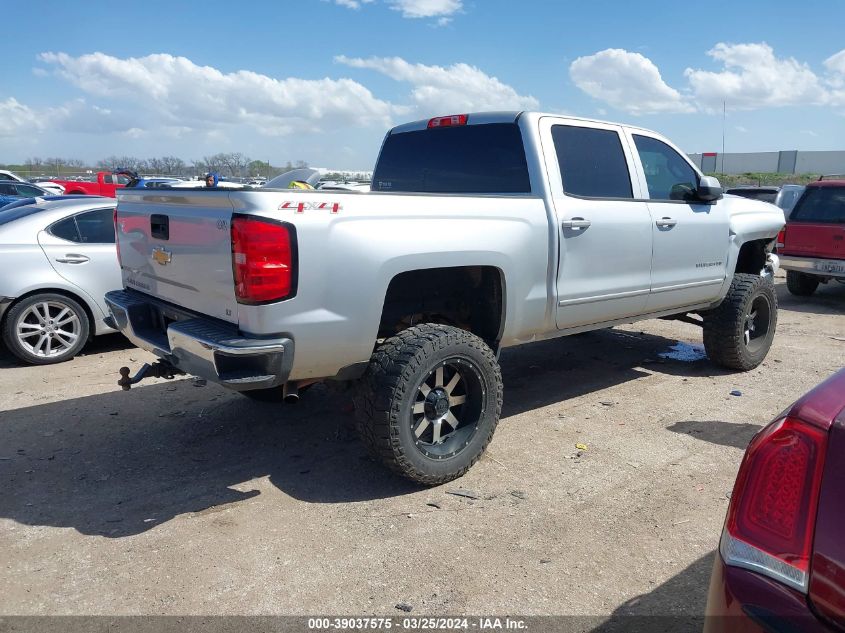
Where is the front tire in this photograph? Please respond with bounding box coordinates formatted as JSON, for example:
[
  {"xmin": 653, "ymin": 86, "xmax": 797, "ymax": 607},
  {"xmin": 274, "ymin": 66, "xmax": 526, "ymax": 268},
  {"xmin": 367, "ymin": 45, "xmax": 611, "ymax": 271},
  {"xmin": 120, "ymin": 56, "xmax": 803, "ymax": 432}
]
[
  {"xmin": 2, "ymin": 293, "xmax": 90, "ymax": 365},
  {"xmin": 703, "ymin": 274, "xmax": 777, "ymax": 371},
  {"xmin": 786, "ymin": 270, "xmax": 820, "ymax": 296},
  {"xmin": 354, "ymin": 324, "xmax": 503, "ymax": 486}
]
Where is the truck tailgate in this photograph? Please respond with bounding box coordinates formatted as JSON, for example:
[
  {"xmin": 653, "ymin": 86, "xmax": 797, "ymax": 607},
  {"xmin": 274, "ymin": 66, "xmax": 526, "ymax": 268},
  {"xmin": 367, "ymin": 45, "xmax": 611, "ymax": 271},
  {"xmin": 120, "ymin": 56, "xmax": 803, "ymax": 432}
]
[
  {"xmin": 115, "ymin": 191, "xmax": 238, "ymax": 323},
  {"xmin": 782, "ymin": 222, "xmax": 845, "ymax": 260}
]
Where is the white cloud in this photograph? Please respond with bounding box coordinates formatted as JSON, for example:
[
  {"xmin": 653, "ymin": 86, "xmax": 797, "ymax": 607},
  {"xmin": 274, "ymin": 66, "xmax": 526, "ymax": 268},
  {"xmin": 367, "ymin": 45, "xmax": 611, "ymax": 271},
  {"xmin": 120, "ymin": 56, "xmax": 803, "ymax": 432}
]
[
  {"xmin": 326, "ymin": 0, "xmax": 460, "ymax": 21},
  {"xmin": 570, "ymin": 44, "xmax": 845, "ymax": 115},
  {"xmin": 0, "ymin": 98, "xmax": 45, "ymax": 137},
  {"xmin": 734, "ymin": 125, "xmax": 748, "ymax": 133},
  {"xmin": 825, "ymin": 49, "xmax": 845, "ymax": 106},
  {"xmin": 387, "ymin": 0, "xmax": 461, "ymax": 18},
  {"xmin": 824, "ymin": 50, "xmax": 845, "ymax": 78},
  {"xmin": 685, "ymin": 43, "xmax": 827, "ymax": 110},
  {"xmin": 569, "ymin": 49, "xmax": 694, "ymax": 115},
  {"xmin": 336, "ymin": 55, "xmax": 538, "ymax": 115},
  {"xmin": 328, "ymin": 0, "xmax": 375, "ymax": 9},
  {"xmin": 37, "ymin": 51, "xmax": 398, "ymax": 136}
]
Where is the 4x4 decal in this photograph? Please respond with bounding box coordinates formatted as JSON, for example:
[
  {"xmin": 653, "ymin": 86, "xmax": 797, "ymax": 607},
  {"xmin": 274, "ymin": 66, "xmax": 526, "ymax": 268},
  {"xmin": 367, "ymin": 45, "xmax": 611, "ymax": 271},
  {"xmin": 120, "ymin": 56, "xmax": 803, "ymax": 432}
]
[{"xmin": 279, "ymin": 201, "xmax": 341, "ymax": 214}]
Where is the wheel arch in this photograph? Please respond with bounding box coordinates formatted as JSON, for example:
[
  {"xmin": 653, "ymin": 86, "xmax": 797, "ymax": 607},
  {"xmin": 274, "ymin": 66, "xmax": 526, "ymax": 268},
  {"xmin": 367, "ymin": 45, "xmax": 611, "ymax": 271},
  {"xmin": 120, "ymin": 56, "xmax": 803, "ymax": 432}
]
[
  {"xmin": 2, "ymin": 287, "xmax": 98, "ymax": 342},
  {"xmin": 734, "ymin": 238, "xmax": 772, "ymax": 275},
  {"xmin": 377, "ymin": 265, "xmax": 506, "ymax": 350}
]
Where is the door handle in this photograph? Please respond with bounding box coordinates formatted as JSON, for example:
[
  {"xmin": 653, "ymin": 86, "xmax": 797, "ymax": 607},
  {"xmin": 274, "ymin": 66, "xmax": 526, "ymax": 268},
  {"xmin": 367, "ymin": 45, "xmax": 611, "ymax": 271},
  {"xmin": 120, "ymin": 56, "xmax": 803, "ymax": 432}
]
[
  {"xmin": 562, "ymin": 218, "xmax": 592, "ymax": 229},
  {"xmin": 55, "ymin": 254, "xmax": 90, "ymax": 264},
  {"xmin": 655, "ymin": 217, "xmax": 678, "ymax": 228}
]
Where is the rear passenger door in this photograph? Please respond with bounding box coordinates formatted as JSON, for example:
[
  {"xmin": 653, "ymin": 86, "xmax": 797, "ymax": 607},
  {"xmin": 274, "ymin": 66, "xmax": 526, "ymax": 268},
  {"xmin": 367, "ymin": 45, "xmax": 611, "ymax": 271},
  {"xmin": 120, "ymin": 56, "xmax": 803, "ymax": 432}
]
[
  {"xmin": 627, "ymin": 132, "xmax": 730, "ymax": 312},
  {"xmin": 539, "ymin": 118, "xmax": 654, "ymax": 329},
  {"xmin": 38, "ymin": 207, "xmax": 121, "ymax": 320}
]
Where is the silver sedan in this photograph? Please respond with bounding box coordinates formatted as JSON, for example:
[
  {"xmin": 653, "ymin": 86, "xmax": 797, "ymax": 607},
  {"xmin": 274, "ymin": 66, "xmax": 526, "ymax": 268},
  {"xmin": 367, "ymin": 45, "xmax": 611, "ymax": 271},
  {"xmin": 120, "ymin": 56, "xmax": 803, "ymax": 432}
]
[{"xmin": 0, "ymin": 196, "xmax": 121, "ymax": 364}]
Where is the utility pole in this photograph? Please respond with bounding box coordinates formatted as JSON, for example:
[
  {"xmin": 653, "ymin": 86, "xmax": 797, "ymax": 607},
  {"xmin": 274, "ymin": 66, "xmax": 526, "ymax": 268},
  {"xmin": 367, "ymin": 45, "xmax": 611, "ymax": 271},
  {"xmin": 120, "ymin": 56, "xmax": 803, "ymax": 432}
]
[{"xmin": 721, "ymin": 101, "xmax": 726, "ymax": 174}]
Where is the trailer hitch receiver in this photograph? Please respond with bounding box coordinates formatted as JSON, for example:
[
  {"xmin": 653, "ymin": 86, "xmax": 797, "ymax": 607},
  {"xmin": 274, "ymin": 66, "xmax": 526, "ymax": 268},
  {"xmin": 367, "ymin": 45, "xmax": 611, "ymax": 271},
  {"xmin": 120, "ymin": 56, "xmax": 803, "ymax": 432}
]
[{"xmin": 118, "ymin": 360, "xmax": 186, "ymax": 391}]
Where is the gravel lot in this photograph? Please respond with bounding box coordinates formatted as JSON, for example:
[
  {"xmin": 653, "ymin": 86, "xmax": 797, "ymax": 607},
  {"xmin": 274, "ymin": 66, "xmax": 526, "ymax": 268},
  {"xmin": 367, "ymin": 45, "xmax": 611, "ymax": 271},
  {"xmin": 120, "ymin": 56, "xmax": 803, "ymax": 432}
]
[{"xmin": 1, "ymin": 274, "xmax": 843, "ymax": 622}]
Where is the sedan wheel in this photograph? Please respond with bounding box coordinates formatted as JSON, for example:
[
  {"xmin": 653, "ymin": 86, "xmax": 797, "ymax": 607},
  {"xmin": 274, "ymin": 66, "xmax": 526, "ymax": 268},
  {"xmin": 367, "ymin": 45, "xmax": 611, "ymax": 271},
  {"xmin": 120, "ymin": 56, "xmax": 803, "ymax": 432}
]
[{"xmin": 2, "ymin": 293, "xmax": 90, "ymax": 365}]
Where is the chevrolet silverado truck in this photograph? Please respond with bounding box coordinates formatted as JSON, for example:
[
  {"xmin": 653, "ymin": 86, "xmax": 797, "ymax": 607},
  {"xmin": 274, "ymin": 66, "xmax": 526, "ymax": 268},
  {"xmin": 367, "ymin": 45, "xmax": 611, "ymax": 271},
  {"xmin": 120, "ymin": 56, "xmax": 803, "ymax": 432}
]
[
  {"xmin": 105, "ymin": 112, "xmax": 784, "ymax": 484},
  {"xmin": 50, "ymin": 171, "xmax": 130, "ymax": 197},
  {"xmin": 778, "ymin": 177, "xmax": 845, "ymax": 296}
]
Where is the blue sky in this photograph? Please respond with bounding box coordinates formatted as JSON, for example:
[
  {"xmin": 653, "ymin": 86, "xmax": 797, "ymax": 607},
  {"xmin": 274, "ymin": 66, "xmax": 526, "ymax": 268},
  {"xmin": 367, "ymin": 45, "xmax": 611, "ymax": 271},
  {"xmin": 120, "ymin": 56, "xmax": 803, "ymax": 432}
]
[{"xmin": 2, "ymin": 0, "xmax": 844, "ymax": 170}]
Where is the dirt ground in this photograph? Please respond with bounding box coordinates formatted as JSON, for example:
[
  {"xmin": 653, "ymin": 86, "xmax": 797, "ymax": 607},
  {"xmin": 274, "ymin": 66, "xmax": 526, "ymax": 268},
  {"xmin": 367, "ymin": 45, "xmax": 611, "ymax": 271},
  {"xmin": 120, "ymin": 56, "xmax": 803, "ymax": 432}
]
[{"xmin": 1, "ymin": 274, "xmax": 843, "ymax": 621}]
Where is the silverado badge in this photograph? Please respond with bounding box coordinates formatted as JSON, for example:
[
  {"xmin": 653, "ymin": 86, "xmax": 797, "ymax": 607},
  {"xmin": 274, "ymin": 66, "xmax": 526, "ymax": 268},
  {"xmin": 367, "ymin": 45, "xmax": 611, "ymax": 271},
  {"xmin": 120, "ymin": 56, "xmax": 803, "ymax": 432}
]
[{"xmin": 152, "ymin": 246, "xmax": 172, "ymax": 266}]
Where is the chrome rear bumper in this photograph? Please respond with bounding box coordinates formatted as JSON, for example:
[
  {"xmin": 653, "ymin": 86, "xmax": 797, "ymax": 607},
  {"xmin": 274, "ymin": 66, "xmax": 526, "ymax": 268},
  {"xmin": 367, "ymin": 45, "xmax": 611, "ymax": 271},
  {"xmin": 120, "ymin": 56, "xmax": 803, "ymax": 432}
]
[
  {"xmin": 780, "ymin": 255, "xmax": 845, "ymax": 278},
  {"xmin": 104, "ymin": 289, "xmax": 293, "ymax": 390}
]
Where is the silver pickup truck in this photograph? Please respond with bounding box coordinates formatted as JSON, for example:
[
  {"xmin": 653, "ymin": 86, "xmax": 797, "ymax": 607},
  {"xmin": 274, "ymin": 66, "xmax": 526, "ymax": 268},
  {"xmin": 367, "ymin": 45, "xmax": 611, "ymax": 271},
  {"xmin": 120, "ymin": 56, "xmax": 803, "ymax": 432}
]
[{"xmin": 106, "ymin": 111, "xmax": 784, "ymax": 485}]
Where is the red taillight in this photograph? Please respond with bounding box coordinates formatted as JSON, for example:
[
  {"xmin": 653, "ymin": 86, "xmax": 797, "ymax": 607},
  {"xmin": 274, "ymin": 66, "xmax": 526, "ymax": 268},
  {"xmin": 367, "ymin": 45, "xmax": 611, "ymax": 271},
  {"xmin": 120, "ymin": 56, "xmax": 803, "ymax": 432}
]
[
  {"xmin": 776, "ymin": 226, "xmax": 786, "ymax": 249},
  {"xmin": 721, "ymin": 417, "xmax": 828, "ymax": 592},
  {"xmin": 428, "ymin": 114, "xmax": 468, "ymax": 128},
  {"xmin": 231, "ymin": 217, "xmax": 296, "ymax": 304}
]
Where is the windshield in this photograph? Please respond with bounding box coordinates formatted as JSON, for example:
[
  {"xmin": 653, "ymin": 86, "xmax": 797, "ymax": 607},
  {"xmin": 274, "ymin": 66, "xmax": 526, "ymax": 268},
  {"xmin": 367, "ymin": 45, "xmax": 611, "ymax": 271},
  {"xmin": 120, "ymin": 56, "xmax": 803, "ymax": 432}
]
[
  {"xmin": 790, "ymin": 186, "xmax": 845, "ymax": 223},
  {"xmin": 372, "ymin": 123, "xmax": 531, "ymax": 194}
]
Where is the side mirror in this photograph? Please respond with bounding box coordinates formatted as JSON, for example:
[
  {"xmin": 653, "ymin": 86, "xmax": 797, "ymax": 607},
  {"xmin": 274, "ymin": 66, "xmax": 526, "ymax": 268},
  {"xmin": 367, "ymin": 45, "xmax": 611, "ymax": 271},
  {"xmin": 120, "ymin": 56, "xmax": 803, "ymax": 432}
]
[{"xmin": 697, "ymin": 175, "xmax": 722, "ymax": 202}]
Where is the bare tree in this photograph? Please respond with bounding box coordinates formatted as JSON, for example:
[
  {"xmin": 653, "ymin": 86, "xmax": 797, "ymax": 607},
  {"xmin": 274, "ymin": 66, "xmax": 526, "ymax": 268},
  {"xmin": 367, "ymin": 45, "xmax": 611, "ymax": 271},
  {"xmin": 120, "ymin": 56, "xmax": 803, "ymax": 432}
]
[
  {"xmin": 145, "ymin": 157, "xmax": 165, "ymax": 175},
  {"xmin": 160, "ymin": 156, "xmax": 186, "ymax": 175},
  {"xmin": 24, "ymin": 157, "xmax": 44, "ymax": 177},
  {"xmin": 97, "ymin": 156, "xmax": 143, "ymax": 172},
  {"xmin": 202, "ymin": 153, "xmax": 227, "ymax": 174}
]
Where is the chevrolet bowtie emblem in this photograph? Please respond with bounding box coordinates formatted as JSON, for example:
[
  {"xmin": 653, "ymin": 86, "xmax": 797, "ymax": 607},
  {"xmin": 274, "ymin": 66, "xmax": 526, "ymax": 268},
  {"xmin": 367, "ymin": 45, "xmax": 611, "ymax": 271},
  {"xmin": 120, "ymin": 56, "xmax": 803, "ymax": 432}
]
[{"xmin": 152, "ymin": 246, "xmax": 172, "ymax": 266}]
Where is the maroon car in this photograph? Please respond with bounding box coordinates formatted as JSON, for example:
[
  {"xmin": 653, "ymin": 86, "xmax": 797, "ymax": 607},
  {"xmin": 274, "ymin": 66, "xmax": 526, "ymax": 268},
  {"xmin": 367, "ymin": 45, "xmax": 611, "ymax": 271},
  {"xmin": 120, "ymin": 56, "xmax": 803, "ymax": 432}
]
[{"xmin": 705, "ymin": 368, "xmax": 845, "ymax": 631}]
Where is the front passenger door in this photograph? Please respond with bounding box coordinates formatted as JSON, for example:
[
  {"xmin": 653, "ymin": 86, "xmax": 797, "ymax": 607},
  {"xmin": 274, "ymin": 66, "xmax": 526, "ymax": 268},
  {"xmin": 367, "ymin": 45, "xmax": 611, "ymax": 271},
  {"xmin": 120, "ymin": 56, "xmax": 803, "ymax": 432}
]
[{"xmin": 629, "ymin": 133, "xmax": 730, "ymax": 312}]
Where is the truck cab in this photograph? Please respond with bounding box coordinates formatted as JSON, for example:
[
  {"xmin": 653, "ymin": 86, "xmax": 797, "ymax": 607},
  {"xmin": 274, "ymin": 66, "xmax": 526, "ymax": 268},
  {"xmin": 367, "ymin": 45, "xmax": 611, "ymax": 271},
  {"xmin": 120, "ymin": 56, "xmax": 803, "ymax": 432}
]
[{"xmin": 51, "ymin": 172, "xmax": 130, "ymax": 197}]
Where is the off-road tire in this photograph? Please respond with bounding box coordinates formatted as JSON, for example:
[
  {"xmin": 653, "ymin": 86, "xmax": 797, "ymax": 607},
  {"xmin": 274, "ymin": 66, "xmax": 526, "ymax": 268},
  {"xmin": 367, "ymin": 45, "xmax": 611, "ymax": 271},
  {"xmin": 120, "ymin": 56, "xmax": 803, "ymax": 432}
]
[
  {"xmin": 786, "ymin": 271, "xmax": 819, "ymax": 297},
  {"xmin": 703, "ymin": 274, "xmax": 777, "ymax": 371},
  {"xmin": 2, "ymin": 293, "xmax": 90, "ymax": 365},
  {"xmin": 354, "ymin": 324, "xmax": 503, "ymax": 486}
]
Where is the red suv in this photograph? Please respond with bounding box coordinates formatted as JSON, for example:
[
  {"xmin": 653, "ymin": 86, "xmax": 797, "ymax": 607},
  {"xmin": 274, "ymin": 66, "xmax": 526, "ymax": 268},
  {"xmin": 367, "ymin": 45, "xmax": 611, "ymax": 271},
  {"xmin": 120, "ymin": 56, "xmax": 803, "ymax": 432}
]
[{"xmin": 779, "ymin": 179, "xmax": 845, "ymax": 296}]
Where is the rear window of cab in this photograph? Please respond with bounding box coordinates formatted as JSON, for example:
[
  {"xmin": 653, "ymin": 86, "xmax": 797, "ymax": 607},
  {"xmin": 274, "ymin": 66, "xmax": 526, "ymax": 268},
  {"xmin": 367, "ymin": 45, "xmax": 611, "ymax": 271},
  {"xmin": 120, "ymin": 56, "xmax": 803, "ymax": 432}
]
[
  {"xmin": 790, "ymin": 186, "xmax": 845, "ymax": 223},
  {"xmin": 372, "ymin": 123, "xmax": 531, "ymax": 194}
]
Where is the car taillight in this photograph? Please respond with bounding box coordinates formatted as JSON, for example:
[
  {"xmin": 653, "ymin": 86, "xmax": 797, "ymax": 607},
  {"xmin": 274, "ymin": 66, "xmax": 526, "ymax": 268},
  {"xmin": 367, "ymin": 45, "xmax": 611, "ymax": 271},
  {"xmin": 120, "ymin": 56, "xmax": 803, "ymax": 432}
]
[
  {"xmin": 428, "ymin": 114, "xmax": 468, "ymax": 128},
  {"xmin": 776, "ymin": 226, "xmax": 786, "ymax": 249},
  {"xmin": 721, "ymin": 417, "xmax": 828, "ymax": 592},
  {"xmin": 231, "ymin": 216, "xmax": 296, "ymax": 304}
]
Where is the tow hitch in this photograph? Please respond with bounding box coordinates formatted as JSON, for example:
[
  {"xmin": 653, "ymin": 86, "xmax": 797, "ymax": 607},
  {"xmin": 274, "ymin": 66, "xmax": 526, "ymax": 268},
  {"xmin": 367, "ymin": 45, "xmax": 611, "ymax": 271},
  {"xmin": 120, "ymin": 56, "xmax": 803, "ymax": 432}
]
[{"xmin": 118, "ymin": 360, "xmax": 186, "ymax": 391}]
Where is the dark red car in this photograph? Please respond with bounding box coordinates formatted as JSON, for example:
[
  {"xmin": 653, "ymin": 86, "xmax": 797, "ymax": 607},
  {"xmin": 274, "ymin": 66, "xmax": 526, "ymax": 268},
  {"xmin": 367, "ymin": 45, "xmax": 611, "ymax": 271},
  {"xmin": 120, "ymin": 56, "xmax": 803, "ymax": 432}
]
[
  {"xmin": 705, "ymin": 368, "xmax": 845, "ymax": 631},
  {"xmin": 779, "ymin": 178, "xmax": 845, "ymax": 296}
]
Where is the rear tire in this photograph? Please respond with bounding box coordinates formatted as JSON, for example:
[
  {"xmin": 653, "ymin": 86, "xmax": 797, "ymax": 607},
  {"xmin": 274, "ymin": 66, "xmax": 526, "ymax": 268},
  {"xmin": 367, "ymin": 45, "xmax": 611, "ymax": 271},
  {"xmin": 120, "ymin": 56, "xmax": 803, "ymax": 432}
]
[
  {"xmin": 703, "ymin": 274, "xmax": 777, "ymax": 371},
  {"xmin": 786, "ymin": 271, "xmax": 819, "ymax": 297},
  {"xmin": 2, "ymin": 293, "xmax": 90, "ymax": 365},
  {"xmin": 354, "ymin": 324, "xmax": 503, "ymax": 486}
]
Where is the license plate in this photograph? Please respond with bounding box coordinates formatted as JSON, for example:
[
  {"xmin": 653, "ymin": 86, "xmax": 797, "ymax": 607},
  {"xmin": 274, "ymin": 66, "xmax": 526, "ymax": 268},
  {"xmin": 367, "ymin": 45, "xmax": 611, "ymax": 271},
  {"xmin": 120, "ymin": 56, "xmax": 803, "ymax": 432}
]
[{"xmin": 814, "ymin": 260, "xmax": 845, "ymax": 274}]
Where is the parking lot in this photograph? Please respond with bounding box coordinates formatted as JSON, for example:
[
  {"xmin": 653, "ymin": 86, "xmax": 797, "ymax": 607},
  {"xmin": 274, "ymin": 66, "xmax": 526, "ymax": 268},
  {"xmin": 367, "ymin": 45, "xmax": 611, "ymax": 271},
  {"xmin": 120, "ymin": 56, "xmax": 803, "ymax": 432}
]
[{"xmin": 0, "ymin": 274, "xmax": 842, "ymax": 621}]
